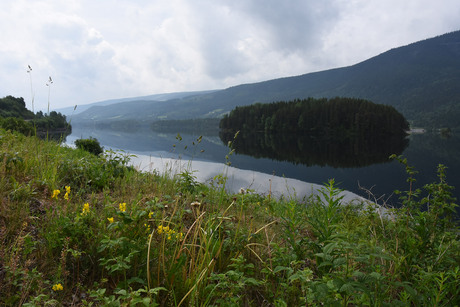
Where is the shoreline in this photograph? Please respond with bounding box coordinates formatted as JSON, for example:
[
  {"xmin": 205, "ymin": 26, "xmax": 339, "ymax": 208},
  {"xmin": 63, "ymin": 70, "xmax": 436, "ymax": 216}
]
[{"xmin": 130, "ymin": 153, "xmax": 373, "ymax": 205}]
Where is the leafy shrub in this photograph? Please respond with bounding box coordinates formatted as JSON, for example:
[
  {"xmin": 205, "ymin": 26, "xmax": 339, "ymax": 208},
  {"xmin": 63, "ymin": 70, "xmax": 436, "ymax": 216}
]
[
  {"xmin": 0, "ymin": 117, "xmax": 34, "ymax": 136},
  {"xmin": 57, "ymin": 149, "xmax": 134, "ymax": 191},
  {"xmin": 75, "ymin": 137, "xmax": 103, "ymax": 156}
]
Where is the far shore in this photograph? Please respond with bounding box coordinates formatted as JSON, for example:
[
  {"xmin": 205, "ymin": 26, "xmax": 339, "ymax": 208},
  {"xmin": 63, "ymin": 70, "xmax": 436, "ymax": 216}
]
[{"xmin": 408, "ymin": 128, "xmax": 426, "ymax": 134}]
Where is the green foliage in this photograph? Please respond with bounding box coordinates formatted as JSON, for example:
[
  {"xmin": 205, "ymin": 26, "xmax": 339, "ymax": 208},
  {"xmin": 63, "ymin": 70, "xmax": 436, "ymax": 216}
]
[
  {"xmin": 0, "ymin": 96, "xmax": 34, "ymax": 119},
  {"xmin": 57, "ymin": 149, "xmax": 134, "ymax": 192},
  {"xmin": 308, "ymin": 179, "xmax": 344, "ymax": 244},
  {"xmin": 0, "ymin": 95, "xmax": 71, "ymax": 135},
  {"xmin": 206, "ymin": 255, "xmax": 264, "ymax": 306},
  {"xmin": 0, "ymin": 128, "xmax": 459, "ymax": 306},
  {"xmin": 75, "ymin": 137, "xmax": 104, "ymax": 156},
  {"xmin": 33, "ymin": 111, "xmax": 71, "ymax": 132},
  {"xmin": 0, "ymin": 116, "xmax": 35, "ymax": 136},
  {"xmin": 220, "ymin": 97, "xmax": 409, "ymax": 138},
  {"xmin": 177, "ymin": 170, "xmax": 200, "ymax": 194}
]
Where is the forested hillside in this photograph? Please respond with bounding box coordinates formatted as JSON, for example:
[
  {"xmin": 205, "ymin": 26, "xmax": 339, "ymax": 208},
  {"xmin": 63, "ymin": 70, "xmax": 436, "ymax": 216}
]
[
  {"xmin": 0, "ymin": 96, "xmax": 34, "ymax": 119},
  {"xmin": 220, "ymin": 97, "xmax": 409, "ymax": 138},
  {"xmin": 72, "ymin": 30, "xmax": 460, "ymax": 130},
  {"xmin": 0, "ymin": 95, "xmax": 71, "ymax": 135}
]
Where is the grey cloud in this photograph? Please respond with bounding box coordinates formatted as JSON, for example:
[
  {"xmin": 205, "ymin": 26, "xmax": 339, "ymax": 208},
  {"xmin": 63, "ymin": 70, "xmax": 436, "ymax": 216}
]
[
  {"xmin": 231, "ymin": 0, "xmax": 341, "ymax": 52},
  {"xmin": 2, "ymin": 0, "xmax": 460, "ymax": 109},
  {"xmin": 189, "ymin": 0, "xmax": 342, "ymax": 81},
  {"xmin": 185, "ymin": 2, "xmax": 253, "ymax": 79}
]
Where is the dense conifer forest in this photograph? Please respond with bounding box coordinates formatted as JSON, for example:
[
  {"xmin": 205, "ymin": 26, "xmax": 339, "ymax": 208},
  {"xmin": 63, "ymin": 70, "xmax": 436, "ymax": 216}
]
[{"xmin": 220, "ymin": 97, "xmax": 409, "ymax": 138}]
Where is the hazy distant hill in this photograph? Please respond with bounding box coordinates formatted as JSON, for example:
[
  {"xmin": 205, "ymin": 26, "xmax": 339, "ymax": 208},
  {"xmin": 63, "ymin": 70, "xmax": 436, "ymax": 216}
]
[
  {"xmin": 72, "ymin": 30, "xmax": 460, "ymax": 129},
  {"xmin": 58, "ymin": 90, "xmax": 219, "ymax": 116}
]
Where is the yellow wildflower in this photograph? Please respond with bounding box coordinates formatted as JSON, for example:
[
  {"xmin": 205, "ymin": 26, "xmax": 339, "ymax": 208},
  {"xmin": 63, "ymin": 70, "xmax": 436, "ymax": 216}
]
[
  {"xmin": 177, "ymin": 232, "xmax": 184, "ymax": 241},
  {"xmin": 51, "ymin": 189, "xmax": 60, "ymax": 199},
  {"xmin": 157, "ymin": 225, "xmax": 171, "ymax": 234},
  {"xmin": 157, "ymin": 225, "xmax": 165, "ymax": 234},
  {"xmin": 119, "ymin": 203, "xmax": 127, "ymax": 212},
  {"xmin": 168, "ymin": 229, "xmax": 175, "ymax": 240},
  {"xmin": 148, "ymin": 211, "xmax": 154, "ymax": 219},
  {"xmin": 157, "ymin": 225, "xmax": 179, "ymax": 240},
  {"xmin": 82, "ymin": 203, "xmax": 90, "ymax": 215},
  {"xmin": 64, "ymin": 186, "xmax": 71, "ymax": 200},
  {"xmin": 107, "ymin": 217, "xmax": 114, "ymax": 223},
  {"xmin": 52, "ymin": 283, "xmax": 63, "ymax": 291}
]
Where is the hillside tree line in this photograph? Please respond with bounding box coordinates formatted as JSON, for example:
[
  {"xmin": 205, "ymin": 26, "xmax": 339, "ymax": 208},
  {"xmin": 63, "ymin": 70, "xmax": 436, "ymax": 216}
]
[{"xmin": 220, "ymin": 97, "xmax": 409, "ymax": 138}]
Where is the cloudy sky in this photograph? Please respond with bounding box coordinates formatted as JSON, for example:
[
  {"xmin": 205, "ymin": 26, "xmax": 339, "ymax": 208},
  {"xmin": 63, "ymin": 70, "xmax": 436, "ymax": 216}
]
[{"xmin": 1, "ymin": 0, "xmax": 459, "ymax": 112}]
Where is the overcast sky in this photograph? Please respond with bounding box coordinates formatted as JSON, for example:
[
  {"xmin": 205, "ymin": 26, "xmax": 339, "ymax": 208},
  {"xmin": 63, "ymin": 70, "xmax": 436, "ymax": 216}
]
[{"xmin": 1, "ymin": 0, "xmax": 459, "ymax": 112}]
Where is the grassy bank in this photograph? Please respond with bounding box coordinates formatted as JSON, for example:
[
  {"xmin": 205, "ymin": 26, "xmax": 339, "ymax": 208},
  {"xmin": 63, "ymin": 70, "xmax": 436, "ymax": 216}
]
[{"xmin": 0, "ymin": 128, "xmax": 459, "ymax": 306}]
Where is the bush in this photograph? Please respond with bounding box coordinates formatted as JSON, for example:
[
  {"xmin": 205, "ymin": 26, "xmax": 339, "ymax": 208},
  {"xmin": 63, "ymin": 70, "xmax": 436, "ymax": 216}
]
[
  {"xmin": 75, "ymin": 137, "xmax": 104, "ymax": 156},
  {"xmin": 0, "ymin": 117, "xmax": 35, "ymax": 136}
]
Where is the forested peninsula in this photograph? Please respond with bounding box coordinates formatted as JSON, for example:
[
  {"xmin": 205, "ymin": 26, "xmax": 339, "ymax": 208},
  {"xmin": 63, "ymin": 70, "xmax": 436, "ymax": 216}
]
[{"xmin": 219, "ymin": 97, "xmax": 409, "ymax": 138}]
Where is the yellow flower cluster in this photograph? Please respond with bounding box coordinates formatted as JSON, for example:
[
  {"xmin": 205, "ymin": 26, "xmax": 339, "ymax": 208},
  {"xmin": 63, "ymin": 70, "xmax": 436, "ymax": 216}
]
[
  {"xmin": 52, "ymin": 283, "xmax": 63, "ymax": 291},
  {"xmin": 82, "ymin": 203, "xmax": 90, "ymax": 215},
  {"xmin": 64, "ymin": 186, "xmax": 71, "ymax": 200},
  {"xmin": 107, "ymin": 217, "xmax": 114, "ymax": 223},
  {"xmin": 51, "ymin": 186, "xmax": 71, "ymax": 200},
  {"xmin": 157, "ymin": 225, "xmax": 183, "ymax": 241},
  {"xmin": 119, "ymin": 202, "xmax": 127, "ymax": 212},
  {"xmin": 51, "ymin": 189, "xmax": 60, "ymax": 199}
]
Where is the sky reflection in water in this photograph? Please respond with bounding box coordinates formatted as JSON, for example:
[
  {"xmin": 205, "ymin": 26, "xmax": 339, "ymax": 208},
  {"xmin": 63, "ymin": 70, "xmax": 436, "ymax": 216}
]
[{"xmin": 130, "ymin": 153, "xmax": 368, "ymax": 204}]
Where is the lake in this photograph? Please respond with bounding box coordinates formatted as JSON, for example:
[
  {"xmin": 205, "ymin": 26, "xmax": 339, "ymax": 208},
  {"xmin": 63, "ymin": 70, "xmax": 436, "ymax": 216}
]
[{"xmin": 66, "ymin": 126, "xmax": 460, "ymax": 214}]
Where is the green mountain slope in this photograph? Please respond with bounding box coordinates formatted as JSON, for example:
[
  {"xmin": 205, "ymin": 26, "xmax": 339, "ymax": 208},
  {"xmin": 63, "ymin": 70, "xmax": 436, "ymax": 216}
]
[
  {"xmin": 57, "ymin": 90, "xmax": 219, "ymax": 116},
  {"xmin": 72, "ymin": 30, "xmax": 460, "ymax": 129}
]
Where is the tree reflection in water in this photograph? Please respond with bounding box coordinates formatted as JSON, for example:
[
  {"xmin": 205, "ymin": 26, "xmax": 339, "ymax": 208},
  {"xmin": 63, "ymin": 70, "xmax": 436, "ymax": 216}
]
[{"xmin": 219, "ymin": 131, "xmax": 409, "ymax": 168}]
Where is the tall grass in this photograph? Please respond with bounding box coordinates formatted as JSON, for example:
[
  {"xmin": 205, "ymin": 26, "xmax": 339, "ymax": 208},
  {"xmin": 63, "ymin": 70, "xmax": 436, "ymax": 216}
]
[{"xmin": 0, "ymin": 128, "xmax": 459, "ymax": 306}]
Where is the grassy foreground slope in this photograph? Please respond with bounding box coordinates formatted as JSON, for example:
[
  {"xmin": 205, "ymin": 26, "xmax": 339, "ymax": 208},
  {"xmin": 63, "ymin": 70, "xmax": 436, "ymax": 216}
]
[{"xmin": 0, "ymin": 129, "xmax": 459, "ymax": 306}]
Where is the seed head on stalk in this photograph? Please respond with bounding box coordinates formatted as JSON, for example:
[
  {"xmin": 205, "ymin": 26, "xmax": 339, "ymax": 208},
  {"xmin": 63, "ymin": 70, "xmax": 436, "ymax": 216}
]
[
  {"xmin": 46, "ymin": 76, "xmax": 53, "ymax": 114},
  {"xmin": 26, "ymin": 65, "xmax": 34, "ymax": 113}
]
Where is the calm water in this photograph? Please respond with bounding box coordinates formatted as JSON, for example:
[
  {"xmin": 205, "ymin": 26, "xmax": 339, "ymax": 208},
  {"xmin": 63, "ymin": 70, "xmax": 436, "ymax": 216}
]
[{"xmin": 67, "ymin": 127, "xmax": 460, "ymax": 213}]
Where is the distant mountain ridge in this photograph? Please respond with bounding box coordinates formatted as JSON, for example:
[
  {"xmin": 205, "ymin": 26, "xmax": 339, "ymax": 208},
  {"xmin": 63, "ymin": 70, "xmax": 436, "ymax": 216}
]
[
  {"xmin": 72, "ymin": 30, "xmax": 460, "ymax": 129},
  {"xmin": 57, "ymin": 90, "xmax": 220, "ymax": 116}
]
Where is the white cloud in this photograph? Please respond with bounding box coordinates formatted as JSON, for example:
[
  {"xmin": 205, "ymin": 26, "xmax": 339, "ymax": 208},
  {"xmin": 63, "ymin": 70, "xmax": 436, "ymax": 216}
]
[
  {"xmin": 0, "ymin": 0, "xmax": 459, "ymax": 111},
  {"xmin": 322, "ymin": 0, "xmax": 460, "ymax": 66}
]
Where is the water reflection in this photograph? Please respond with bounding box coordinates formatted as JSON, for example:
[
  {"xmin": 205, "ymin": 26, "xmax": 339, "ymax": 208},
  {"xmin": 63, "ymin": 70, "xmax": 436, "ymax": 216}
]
[
  {"xmin": 37, "ymin": 130, "xmax": 71, "ymax": 142},
  {"xmin": 66, "ymin": 127, "xmax": 460, "ymax": 216},
  {"xmin": 129, "ymin": 154, "xmax": 367, "ymax": 204},
  {"xmin": 219, "ymin": 131, "xmax": 409, "ymax": 168}
]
